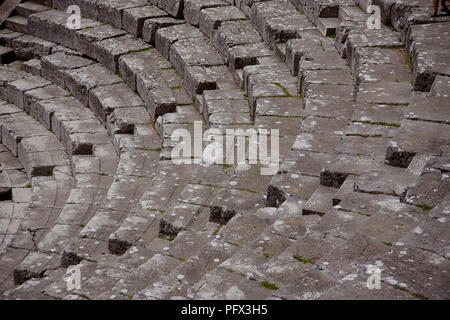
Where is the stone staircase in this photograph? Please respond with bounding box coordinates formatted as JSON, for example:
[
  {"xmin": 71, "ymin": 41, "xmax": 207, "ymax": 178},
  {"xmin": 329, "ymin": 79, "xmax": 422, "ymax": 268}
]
[{"xmin": 0, "ymin": 0, "xmax": 448, "ymax": 300}]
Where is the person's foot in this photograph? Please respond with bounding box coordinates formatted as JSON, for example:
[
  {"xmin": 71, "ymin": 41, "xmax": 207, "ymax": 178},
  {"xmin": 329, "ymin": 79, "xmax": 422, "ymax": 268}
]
[
  {"xmin": 442, "ymin": 6, "xmax": 450, "ymax": 13},
  {"xmin": 431, "ymin": 12, "xmax": 439, "ymax": 17}
]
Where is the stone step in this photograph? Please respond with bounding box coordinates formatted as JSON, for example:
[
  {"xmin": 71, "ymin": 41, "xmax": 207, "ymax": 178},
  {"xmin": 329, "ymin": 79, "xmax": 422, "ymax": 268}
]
[
  {"xmin": 338, "ymin": 5, "xmax": 369, "ymax": 22},
  {"xmin": 355, "ymin": 0, "xmax": 371, "ymax": 13},
  {"xmin": 30, "ymin": 0, "xmax": 51, "ymax": 6},
  {"xmin": 0, "ymin": 66, "xmax": 123, "ymax": 289},
  {"xmin": 4, "ymin": 15, "xmax": 28, "ymax": 34},
  {"xmin": 303, "ymin": 185, "xmax": 337, "ymax": 217},
  {"xmin": 107, "ymin": 166, "xmax": 195, "ymax": 254},
  {"xmin": 385, "ymin": 120, "xmax": 450, "ymax": 168},
  {"xmin": 298, "ymin": 0, "xmax": 342, "ymax": 24},
  {"xmin": 407, "ymin": 22, "xmax": 450, "ymax": 91},
  {"xmin": 0, "ymin": 45, "xmax": 15, "ymax": 64},
  {"xmin": 10, "ymin": 34, "xmax": 56, "ymax": 60},
  {"xmin": 199, "ymin": 5, "xmax": 246, "ymax": 39},
  {"xmin": 15, "ymin": 1, "xmax": 51, "ymax": 17},
  {"xmin": 317, "ymin": 17, "xmax": 340, "ymax": 37},
  {"xmin": 122, "ymin": 5, "xmax": 168, "ymax": 37},
  {"xmin": 22, "ymin": 58, "xmax": 41, "ymax": 76},
  {"xmin": 430, "ymin": 75, "xmax": 450, "ymax": 97}
]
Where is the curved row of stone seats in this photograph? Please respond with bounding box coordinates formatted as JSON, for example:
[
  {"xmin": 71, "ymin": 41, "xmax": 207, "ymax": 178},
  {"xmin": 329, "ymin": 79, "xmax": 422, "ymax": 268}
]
[
  {"xmin": 33, "ymin": 2, "xmax": 278, "ymax": 229},
  {"xmin": 142, "ymin": 171, "xmax": 445, "ymax": 299},
  {"xmin": 353, "ymin": 0, "xmax": 450, "ymax": 91},
  {"xmin": 19, "ymin": 50, "xmax": 153, "ymax": 137},
  {"xmin": 25, "ymin": 9, "xmax": 209, "ymax": 125},
  {"xmin": 4, "ymin": 130, "xmax": 169, "ymax": 297},
  {"xmin": 130, "ymin": 1, "xmax": 366, "ymax": 300},
  {"xmin": 0, "ymin": 99, "xmax": 74, "ymax": 289},
  {"xmin": 217, "ymin": 0, "xmax": 446, "ymax": 298},
  {"xmin": 60, "ymin": 0, "xmax": 446, "ymax": 302},
  {"xmin": 39, "ymin": 151, "xmax": 269, "ymax": 299},
  {"xmin": 0, "ymin": 28, "xmax": 86, "ymax": 62},
  {"xmin": 277, "ymin": 1, "xmax": 449, "ymax": 299},
  {"xmin": 332, "ymin": 4, "xmax": 450, "ymax": 178},
  {"xmin": 0, "ymin": 137, "xmax": 32, "ymax": 254},
  {"xmin": 28, "ymin": 5, "xmax": 235, "ymax": 101},
  {"xmin": 37, "ymin": 161, "xmax": 241, "ymax": 299},
  {"xmin": 74, "ymin": 0, "xmax": 334, "ymax": 297},
  {"xmin": 0, "ymin": 53, "xmax": 170, "ymax": 292},
  {"xmin": 18, "ymin": 3, "xmax": 246, "ymax": 262},
  {"xmin": 0, "ymin": 73, "xmax": 69, "ymax": 180},
  {"xmin": 32, "ymin": 1, "xmax": 301, "ymax": 144},
  {"xmin": 0, "ymin": 64, "xmax": 123, "ymax": 290},
  {"xmin": 0, "ymin": 32, "xmax": 211, "ymax": 296},
  {"xmin": 2, "ymin": 0, "xmax": 256, "ymax": 298},
  {"xmin": 128, "ymin": 199, "xmax": 311, "ymax": 299}
]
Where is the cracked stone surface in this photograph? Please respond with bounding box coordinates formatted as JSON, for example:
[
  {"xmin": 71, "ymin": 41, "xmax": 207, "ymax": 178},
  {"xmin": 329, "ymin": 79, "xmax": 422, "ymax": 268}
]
[{"xmin": 0, "ymin": 0, "xmax": 448, "ymax": 301}]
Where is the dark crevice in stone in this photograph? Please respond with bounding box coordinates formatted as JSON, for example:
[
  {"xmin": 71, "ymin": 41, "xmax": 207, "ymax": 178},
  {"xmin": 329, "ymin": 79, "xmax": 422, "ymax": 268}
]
[
  {"xmin": 320, "ymin": 170, "xmax": 349, "ymax": 188},
  {"xmin": 265, "ymin": 184, "xmax": 287, "ymax": 208},
  {"xmin": 108, "ymin": 238, "xmax": 132, "ymax": 255},
  {"xmin": 209, "ymin": 206, "xmax": 236, "ymax": 225},
  {"xmin": 0, "ymin": 187, "xmax": 12, "ymax": 201}
]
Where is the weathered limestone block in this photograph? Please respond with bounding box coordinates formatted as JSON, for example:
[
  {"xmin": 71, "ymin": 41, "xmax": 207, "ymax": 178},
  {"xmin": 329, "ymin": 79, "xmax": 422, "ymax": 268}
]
[
  {"xmin": 0, "ymin": 29, "xmax": 23, "ymax": 47},
  {"xmin": 357, "ymin": 82, "xmax": 411, "ymax": 105},
  {"xmin": 11, "ymin": 35, "xmax": 56, "ymax": 60},
  {"xmin": 170, "ymin": 37, "xmax": 224, "ymax": 76},
  {"xmin": 150, "ymin": 0, "xmax": 184, "ymax": 18},
  {"xmin": 155, "ymin": 23, "xmax": 203, "ymax": 59},
  {"xmin": 184, "ymin": 0, "xmax": 229, "ymax": 26},
  {"xmin": 22, "ymin": 59, "xmax": 42, "ymax": 77},
  {"xmin": 184, "ymin": 65, "xmax": 232, "ymax": 96},
  {"xmin": 64, "ymin": 64, "xmax": 122, "ymax": 106},
  {"xmin": 352, "ymin": 46, "xmax": 406, "ymax": 78},
  {"xmin": 7, "ymin": 76, "xmax": 51, "ymax": 110},
  {"xmin": 142, "ymin": 17, "xmax": 185, "ymax": 44},
  {"xmin": 386, "ymin": 120, "xmax": 450, "ymax": 168},
  {"xmin": 263, "ymin": 14, "xmax": 315, "ymax": 49},
  {"xmin": 306, "ymin": 0, "xmax": 350, "ymax": 20},
  {"xmin": 213, "ymin": 20, "xmax": 262, "ymax": 58},
  {"xmin": 40, "ymin": 52, "xmax": 94, "ymax": 88},
  {"xmin": 345, "ymin": 28, "xmax": 403, "ymax": 70},
  {"xmin": 430, "ymin": 75, "xmax": 450, "ymax": 97},
  {"xmin": 136, "ymin": 69, "xmax": 177, "ymax": 120},
  {"xmin": 355, "ymin": 63, "xmax": 411, "ymax": 88},
  {"xmin": 60, "ymin": 119, "xmax": 110, "ymax": 155},
  {"xmin": 118, "ymin": 49, "xmax": 170, "ymax": 91},
  {"xmin": 33, "ymin": 96, "xmax": 95, "ymax": 139},
  {"xmin": 74, "ymin": 24, "xmax": 127, "ymax": 58},
  {"xmin": 28, "ymin": 9, "xmax": 70, "ymax": 43},
  {"xmin": 107, "ymin": 106, "xmax": 151, "ymax": 135},
  {"xmin": 227, "ymin": 42, "xmax": 274, "ymax": 72},
  {"xmin": 97, "ymin": 0, "xmax": 148, "ymax": 28},
  {"xmin": 23, "ymin": 84, "xmax": 67, "ymax": 116},
  {"xmin": 209, "ymin": 188, "xmax": 260, "ymax": 224},
  {"xmin": 18, "ymin": 135, "xmax": 68, "ymax": 177},
  {"xmin": 88, "ymin": 82, "xmax": 144, "ymax": 124},
  {"xmin": 251, "ymin": 0, "xmax": 297, "ymax": 35},
  {"xmin": 123, "ymin": 5, "xmax": 167, "ymax": 37},
  {"xmin": 1, "ymin": 114, "xmax": 52, "ymax": 156},
  {"xmin": 405, "ymin": 96, "xmax": 450, "ymax": 124},
  {"xmin": 13, "ymin": 252, "xmax": 60, "ymax": 285},
  {"xmin": 199, "ymin": 5, "xmax": 246, "ymax": 38},
  {"xmin": 52, "ymin": 0, "xmax": 100, "ymax": 20},
  {"xmin": 92, "ymin": 35, "xmax": 151, "ymax": 73}
]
